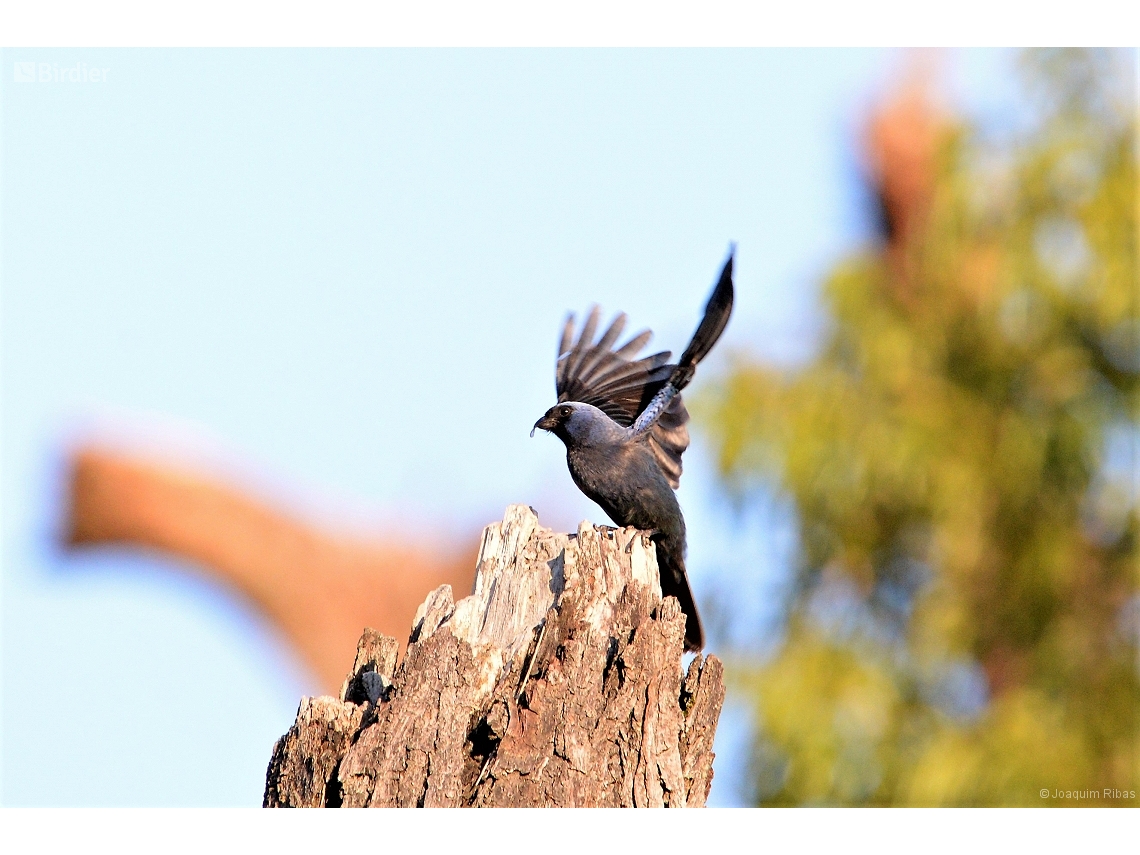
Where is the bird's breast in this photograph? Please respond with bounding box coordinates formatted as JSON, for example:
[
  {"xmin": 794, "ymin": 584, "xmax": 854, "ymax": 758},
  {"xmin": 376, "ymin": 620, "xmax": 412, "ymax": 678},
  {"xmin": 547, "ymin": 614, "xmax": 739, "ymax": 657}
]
[{"xmin": 565, "ymin": 441, "xmax": 682, "ymax": 540}]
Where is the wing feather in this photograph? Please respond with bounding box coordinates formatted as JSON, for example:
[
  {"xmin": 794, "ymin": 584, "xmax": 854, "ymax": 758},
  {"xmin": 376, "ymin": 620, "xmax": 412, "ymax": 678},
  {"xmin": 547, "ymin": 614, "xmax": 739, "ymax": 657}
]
[
  {"xmin": 554, "ymin": 309, "xmax": 691, "ymax": 489},
  {"xmin": 613, "ymin": 329, "xmax": 654, "ymax": 360},
  {"xmin": 557, "ymin": 313, "xmax": 575, "ymax": 359},
  {"xmin": 561, "ymin": 305, "xmax": 601, "ymax": 389}
]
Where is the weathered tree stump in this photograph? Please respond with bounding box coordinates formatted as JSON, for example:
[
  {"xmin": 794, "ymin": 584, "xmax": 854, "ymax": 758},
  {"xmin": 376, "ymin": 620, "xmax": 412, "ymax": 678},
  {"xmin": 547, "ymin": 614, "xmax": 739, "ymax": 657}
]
[{"xmin": 263, "ymin": 504, "xmax": 725, "ymax": 808}]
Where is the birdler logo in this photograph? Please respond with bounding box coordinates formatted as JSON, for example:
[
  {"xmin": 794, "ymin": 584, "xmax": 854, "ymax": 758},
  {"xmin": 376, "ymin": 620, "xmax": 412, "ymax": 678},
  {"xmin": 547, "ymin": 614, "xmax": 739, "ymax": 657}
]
[{"xmin": 13, "ymin": 61, "xmax": 109, "ymax": 83}]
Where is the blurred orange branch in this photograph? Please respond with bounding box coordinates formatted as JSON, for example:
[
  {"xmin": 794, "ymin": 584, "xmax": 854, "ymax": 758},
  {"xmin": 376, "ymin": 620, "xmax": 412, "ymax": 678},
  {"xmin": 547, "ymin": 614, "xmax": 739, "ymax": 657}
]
[{"xmin": 64, "ymin": 446, "xmax": 477, "ymax": 693}]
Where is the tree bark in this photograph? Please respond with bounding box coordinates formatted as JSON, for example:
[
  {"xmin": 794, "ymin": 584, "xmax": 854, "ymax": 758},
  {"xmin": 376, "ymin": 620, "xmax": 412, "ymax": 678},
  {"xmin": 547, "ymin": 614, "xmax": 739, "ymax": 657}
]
[{"xmin": 263, "ymin": 504, "xmax": 725, "ymax": 808}]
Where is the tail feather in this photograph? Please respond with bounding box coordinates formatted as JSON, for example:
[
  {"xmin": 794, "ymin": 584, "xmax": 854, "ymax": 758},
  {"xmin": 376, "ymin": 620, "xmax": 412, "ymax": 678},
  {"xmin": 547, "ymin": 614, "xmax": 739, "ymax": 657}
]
[{"xmin": 655, "ymin": 542, "xmax": 704, "ymax": 653}]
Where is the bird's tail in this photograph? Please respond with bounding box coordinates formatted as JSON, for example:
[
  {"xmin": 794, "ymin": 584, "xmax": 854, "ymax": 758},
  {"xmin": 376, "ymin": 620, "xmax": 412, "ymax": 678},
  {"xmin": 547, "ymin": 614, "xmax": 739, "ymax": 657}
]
[{"xmin": 655, "ymin": 540, "xmax": 704, "ymax": 653}]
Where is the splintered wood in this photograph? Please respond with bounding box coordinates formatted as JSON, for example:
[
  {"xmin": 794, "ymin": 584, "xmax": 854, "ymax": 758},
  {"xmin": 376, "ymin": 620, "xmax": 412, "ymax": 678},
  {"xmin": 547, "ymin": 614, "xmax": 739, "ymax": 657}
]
[{"xmin": 263, "ymin": 504, "xmax": 725, "ymax": 808}]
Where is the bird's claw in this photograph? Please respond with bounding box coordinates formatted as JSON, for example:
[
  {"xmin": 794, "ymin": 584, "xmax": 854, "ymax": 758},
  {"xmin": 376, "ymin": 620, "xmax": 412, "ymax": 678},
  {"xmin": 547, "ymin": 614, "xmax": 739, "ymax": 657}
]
[{"xmin": 625, "ymin": 530, "xmax": 658, "ymax": 553}]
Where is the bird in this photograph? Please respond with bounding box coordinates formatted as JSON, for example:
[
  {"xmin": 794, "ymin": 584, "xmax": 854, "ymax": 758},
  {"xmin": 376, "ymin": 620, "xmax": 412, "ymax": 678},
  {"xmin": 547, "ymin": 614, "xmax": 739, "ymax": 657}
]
[{"xmin": 531, "ymin": 250, "xmax": 735, "ymax": 652}]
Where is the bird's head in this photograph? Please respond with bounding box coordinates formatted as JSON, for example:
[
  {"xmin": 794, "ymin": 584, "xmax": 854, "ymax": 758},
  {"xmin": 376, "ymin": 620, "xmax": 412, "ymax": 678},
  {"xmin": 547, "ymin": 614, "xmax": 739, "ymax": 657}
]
[
  {"xmin": 531, "ymin": 402, "xmax": 576, "ymax": 441},
  {"xmin": 531, "ymin": 401, "xmax": 618, "ymax": 447}
]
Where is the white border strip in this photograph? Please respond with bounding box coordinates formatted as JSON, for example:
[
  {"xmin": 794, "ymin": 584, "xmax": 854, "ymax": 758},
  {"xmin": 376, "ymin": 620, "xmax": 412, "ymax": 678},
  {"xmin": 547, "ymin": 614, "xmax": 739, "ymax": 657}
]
[{"xmin": 1, "ymin": 1, "xmax": 1138, "ymax": 48}]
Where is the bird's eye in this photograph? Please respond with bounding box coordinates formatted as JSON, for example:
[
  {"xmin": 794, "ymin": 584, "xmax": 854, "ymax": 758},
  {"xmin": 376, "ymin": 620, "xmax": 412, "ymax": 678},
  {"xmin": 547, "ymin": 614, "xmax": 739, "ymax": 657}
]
[{"xmin": 559, "ymin": 406, "xmax": 572, "ymax": 418}]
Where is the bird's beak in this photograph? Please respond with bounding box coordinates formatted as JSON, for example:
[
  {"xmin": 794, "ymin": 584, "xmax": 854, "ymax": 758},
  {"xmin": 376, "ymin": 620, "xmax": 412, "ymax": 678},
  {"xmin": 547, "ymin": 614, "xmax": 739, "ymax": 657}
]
[{"xmin": 531, "ymin": 413, "xmax": 558, "ymax": 437}]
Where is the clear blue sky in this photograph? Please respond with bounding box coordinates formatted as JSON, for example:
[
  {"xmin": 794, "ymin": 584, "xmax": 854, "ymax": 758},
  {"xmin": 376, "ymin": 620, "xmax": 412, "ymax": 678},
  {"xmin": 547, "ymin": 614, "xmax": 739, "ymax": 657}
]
[{"xmin": 1, "ymin": 48, "xmax": 1018, "ymax": 806}]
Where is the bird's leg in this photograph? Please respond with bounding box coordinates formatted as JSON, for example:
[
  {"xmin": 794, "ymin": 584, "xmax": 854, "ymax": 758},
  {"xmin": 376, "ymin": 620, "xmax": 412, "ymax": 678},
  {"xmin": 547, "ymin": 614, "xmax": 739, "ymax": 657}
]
[{"xmin": 626, "ymin": 530, "xmax": 659, "ymax": 554}]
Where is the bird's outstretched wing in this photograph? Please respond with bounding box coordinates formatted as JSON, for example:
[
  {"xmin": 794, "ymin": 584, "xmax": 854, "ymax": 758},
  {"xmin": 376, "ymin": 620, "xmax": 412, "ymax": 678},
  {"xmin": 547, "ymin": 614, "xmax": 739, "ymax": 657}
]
[
  {"xmin": 555, "ymin": 309, "xmax": 690, "ymax": 489},
  {"xmin": 630, "ymin": 251, "xmax": 734, "ymax": 438}
]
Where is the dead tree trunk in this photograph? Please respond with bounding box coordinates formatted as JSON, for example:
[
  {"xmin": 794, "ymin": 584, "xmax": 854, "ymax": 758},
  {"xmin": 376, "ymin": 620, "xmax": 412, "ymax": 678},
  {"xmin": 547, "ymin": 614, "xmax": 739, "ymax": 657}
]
[{"xmin": 263, "ymin": 504, "xmax": 725, "ymax": 807}]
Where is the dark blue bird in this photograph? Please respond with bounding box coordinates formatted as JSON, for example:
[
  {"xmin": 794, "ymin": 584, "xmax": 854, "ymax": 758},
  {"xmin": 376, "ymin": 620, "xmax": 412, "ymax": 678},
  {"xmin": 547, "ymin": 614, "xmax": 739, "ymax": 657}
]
[{"xmin": 532, "ymin": 251, "xmax": 735, "ymax": 651}]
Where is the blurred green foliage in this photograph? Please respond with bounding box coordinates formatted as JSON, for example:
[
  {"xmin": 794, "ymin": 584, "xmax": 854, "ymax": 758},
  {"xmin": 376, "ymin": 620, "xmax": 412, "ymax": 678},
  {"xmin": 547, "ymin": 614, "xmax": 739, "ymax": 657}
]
[{"xmin": 706, "ymin": 49, "xmax": 1138, "ymax": 806}]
